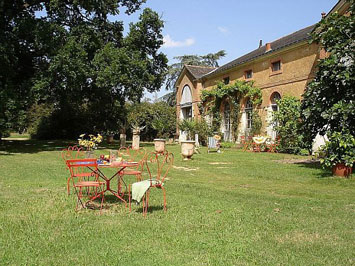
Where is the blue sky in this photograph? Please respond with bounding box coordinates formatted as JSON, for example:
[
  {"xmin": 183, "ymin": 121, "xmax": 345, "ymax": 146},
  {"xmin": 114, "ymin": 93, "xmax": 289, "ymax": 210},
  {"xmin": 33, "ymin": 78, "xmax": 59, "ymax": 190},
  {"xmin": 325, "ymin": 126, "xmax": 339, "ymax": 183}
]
[{"xmin": 112, "ymin": 0, "xmax": 338, "ymax": 98}]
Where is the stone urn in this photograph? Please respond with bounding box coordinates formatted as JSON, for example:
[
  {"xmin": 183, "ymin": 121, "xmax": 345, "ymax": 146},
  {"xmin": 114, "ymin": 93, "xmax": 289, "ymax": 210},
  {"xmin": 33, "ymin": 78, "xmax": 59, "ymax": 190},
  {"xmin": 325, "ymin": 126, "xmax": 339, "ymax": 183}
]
[
  {"xmin": 154, "ymin": 139, "xmax": 166, "ymax": 153},
  {"xmin": 181, "ymin": 140, "xmax": 195, "ymax": 160}
]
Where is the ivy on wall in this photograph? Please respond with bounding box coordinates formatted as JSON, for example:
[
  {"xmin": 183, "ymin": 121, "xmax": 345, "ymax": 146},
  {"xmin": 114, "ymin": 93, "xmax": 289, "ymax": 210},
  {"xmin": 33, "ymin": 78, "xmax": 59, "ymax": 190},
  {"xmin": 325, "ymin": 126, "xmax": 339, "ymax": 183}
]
[{"xmin": 199, "ymin": 80, "xmax": 262, "ymax": 140}]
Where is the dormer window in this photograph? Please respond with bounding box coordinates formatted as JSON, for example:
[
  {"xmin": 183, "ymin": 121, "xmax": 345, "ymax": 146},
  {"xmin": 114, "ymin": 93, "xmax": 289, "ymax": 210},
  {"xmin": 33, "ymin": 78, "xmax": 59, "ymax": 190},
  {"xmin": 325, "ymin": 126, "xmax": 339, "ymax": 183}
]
[{"xmin": 245, "ymin": 70, "xmax": 253, "ymax": 79}]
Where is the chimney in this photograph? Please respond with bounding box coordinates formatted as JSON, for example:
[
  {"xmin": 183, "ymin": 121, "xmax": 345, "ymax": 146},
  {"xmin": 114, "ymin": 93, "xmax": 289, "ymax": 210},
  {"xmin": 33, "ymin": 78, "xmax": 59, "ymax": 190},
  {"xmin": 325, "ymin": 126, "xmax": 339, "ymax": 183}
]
[
  {"xmin": 321, "ymin": 12, "xmax": 326, "ymax": 18},
  {"xmin": 265, "ymin": 43, "xmax": 272, "ymax": 52},
  {"xmin": 259, "ymin": 40, "xmax": 263, "ymax": 48}
]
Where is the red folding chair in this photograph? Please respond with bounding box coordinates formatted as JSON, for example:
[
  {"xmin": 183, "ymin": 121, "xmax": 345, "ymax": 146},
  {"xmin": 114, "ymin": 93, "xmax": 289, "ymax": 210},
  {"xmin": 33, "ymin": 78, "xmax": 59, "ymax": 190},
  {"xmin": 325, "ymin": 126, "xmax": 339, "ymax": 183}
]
[
  {"xmin": 129, "ymin": 151, "xmax": 174, "ymax": 216},
  {"xmin": 61, "ymin": 146, "xmax": 85, "ymax": 195},
  {"xmin": 66, "ymin": 159, "xmax": 105, "ymax": 212}
]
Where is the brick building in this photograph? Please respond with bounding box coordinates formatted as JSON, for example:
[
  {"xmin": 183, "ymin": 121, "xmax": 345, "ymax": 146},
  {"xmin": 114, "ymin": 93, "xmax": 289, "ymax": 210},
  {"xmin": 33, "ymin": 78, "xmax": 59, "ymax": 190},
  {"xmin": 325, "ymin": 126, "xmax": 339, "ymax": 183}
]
[{"xmin": 175, "ymin": 0, "xmax": 349, "ymax": 143}]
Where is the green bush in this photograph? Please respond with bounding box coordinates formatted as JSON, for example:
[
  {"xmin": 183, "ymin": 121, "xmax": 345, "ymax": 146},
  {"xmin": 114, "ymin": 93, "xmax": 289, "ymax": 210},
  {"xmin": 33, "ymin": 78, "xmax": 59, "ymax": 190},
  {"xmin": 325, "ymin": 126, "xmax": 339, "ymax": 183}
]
[
  {"xmin": 250, "ymin": 111, "xmax": 262, "ymax": 136},
  {"xmin": 319, "ymin": 131, "xmax": 355, "ymax": 168},
  {"xmin": 127, "ymin": 102, "xmax": 176, "ymax": 141},
  {"xmin": 221, "ymin": 141, "xmax": 235, "ymax": 149},
  {"xmin": 272, "ymin": 96, "xmax": 307, "ymax": 154},
  {"xmin": 193, "ymin": 119, "xmax": 213, "ymax": 145}
]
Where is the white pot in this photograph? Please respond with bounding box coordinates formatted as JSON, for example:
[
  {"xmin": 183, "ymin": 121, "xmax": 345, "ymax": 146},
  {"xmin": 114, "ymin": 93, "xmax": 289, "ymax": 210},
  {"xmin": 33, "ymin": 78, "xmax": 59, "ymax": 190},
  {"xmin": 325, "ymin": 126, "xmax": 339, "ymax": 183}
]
[
  {"xmin": 181, "ymin": 140, "xmax": 195, "ymax": 160},
  {"xmin": 154, "ymin": 139, "xmax": 166, "ymax": 153}
]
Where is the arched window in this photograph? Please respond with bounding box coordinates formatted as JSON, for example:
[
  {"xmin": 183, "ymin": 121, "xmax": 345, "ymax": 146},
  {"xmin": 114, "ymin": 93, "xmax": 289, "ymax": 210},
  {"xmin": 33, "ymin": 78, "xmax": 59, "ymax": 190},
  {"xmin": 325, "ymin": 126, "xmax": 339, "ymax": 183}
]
[
  {"xmin": 181, "ymin": 85, "xmax": 192, "ymax": 106},
  {"xmin": 270, "ymin": 92, "xmax": 281, "ymax": 112},
  {"xmin": 224, "ymin": 102, "xmax": 231, "ymax": 141},
  {"xmin": 245, "ymin": 99, "xmax": 253, "ymax": 129},
  {"xmin": 180, "ymin": 85, "xmax": 193, "ymax": 120}
]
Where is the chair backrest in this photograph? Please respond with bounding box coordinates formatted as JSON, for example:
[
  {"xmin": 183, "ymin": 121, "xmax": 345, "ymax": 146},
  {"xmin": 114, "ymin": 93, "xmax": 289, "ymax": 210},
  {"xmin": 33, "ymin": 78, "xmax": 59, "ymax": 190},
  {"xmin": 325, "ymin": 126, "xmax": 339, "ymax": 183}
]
[
  {"xmin": 65, "ymin": 158, "xmax": 99, "ymax": 181},
  {"xmin": 118, "ymin": 146, "xmax": 132, "ymax": 161},
  {"xmin": 128, "ymin": 148, "xmax": 147, "ymax": 171},
  {"xmin": 61, "ymin": 146, "xmax": 85, "ymax": 161},
  {"xmin": 145, "ymin": 151, "xmax": 174, "ymax": 183},
  {"xmin": 208, "ymin": 137, "xmax": 217, "ymax": 148}
]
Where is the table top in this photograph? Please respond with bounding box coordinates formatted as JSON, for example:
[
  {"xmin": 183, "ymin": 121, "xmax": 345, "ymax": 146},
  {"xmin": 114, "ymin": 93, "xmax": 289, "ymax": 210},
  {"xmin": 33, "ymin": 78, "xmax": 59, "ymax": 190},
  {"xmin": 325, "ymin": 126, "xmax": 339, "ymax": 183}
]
[{"xmin": 98, "ymin": 161, "xmax": 138, "ymax": 168}]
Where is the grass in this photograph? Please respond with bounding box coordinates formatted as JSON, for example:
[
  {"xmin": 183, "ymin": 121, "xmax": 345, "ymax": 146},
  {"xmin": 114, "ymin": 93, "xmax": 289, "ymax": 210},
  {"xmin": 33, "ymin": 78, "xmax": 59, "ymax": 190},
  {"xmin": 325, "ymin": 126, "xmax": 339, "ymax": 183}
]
[{"xmin": 0, "ymin": 140, "xmax": 354, "ymax": 265}]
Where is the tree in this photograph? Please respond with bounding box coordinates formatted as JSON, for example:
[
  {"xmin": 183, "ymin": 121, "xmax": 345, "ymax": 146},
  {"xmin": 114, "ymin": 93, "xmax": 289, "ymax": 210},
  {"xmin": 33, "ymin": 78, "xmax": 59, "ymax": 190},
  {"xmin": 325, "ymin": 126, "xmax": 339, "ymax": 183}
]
[
  {"xmin": 301, "ymin": 1, "xmax": 355, "ymax": 146},
  {"xmin": 127, "ymin": 101, "xmax": 176, "ymax": 140},
  {"xmin": 1, "ymin": 1, "xmax": 168, "ymax": 139},
  {"xmin": 163, "ymin": 50, "xmax": 226, "ymax": 106}
]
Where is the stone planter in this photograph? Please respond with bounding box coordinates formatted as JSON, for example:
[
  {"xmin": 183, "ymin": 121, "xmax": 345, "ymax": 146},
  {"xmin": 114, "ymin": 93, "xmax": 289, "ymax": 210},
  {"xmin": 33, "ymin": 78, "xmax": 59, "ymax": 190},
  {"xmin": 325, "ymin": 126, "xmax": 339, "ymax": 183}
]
[
  {"xmin": 332, "ymin": 163, "xmax": 352, "ymax": 177},
  {"xmin": 154, "ymin": 139, "xmax": 166, "ymax": 153},
  {"xmin": 181, "ymin": 140, "xmax": 195, "ymax": 160}
]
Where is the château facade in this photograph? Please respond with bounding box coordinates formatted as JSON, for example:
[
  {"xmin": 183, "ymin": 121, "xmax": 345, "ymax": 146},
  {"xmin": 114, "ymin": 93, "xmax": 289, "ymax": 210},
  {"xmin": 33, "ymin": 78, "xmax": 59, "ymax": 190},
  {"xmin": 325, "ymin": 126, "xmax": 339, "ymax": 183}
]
[{"xmin": 175, "ymin": 0, "xmax": 349, "ymax": 143}]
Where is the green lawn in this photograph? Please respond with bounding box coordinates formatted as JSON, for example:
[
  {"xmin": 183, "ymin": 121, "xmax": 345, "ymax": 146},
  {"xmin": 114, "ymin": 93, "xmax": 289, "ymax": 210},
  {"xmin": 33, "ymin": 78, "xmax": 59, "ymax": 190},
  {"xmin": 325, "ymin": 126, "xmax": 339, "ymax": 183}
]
[{"xmin": 0, "ymin": 140, "xmax": 354, "ymax": 265}]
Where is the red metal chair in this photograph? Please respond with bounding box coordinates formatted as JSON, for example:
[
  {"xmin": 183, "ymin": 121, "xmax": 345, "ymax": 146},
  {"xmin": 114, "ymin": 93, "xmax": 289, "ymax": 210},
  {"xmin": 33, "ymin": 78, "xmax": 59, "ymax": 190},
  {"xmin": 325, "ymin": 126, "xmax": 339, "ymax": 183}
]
[
  {"xmin": 61, "ymin": 146, "xmax": 85, "ymax": 195},
  {"xmin": 267, "ymin": 136, "xmax": 280, "ymax": 153},
  {"xmin": 129, "ymin": 151, "xmax": 174, "ymax": 216},
  {"xmin": 66, "ymin": 158, "xmax": 105, "ymax": 212},
  {"xmin": 240, "ymin": 136, "xmax": 252, "ymax": 151},
  {"xmin": 120, "ymin": 147, "xmax": 147, "ymax": 182}
]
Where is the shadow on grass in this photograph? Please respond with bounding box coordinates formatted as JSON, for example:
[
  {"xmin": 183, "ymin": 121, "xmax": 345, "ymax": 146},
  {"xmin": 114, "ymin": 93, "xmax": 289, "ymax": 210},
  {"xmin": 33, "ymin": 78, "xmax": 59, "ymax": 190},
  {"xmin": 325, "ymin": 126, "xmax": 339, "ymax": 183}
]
[
  {"xmin": 294, "ymin": 161, "xmax": 334, "ymax": 178},
  {"xmin": 0, "ymin": 139, "xmax": 156, "ymax": 155}
]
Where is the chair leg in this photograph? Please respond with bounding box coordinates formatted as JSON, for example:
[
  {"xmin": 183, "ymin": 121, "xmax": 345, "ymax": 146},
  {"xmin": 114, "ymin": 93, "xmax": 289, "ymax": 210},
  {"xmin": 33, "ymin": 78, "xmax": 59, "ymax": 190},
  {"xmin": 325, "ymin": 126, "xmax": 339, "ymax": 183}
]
[
  {"xmin": 161, "ymin": 186, "xmax": 167, "ymax": 212},
  {"xmin": 74, "ymin": 186, "xmax": 85, "ymax": 211},
  {"xmin": 67, "ymin": 177, "xmax": 71, "ymax": 195},
  {"xmin": 145, "ymin": 190, "xmax": 150, "ymax": 215},
  {"xmin": 128, "ymin": 184, "xmax": 131, "ymax": 212},
  {"xmin": 100, "ymin": 192, "xmax": 105, "ymax": 214}
]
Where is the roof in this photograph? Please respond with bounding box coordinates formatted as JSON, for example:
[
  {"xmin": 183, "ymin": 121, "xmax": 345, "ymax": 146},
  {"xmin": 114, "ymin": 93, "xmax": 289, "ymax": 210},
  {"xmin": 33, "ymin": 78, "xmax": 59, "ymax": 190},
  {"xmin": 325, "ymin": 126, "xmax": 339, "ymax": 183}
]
[
  {"xmin": 185, "ymin": 65, "xmax": 217, "ymax": 79},
  {"xmin": 203, "ymin": 24, "xmax": 316, "ymax": 78}
]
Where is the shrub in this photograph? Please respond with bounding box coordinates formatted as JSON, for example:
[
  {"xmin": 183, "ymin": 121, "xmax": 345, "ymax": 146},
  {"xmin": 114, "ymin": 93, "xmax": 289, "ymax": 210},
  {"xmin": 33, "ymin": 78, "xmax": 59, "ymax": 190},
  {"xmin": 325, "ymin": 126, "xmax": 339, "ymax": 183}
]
[
  {"xmin": 272, "ymin": 96, "xmax": 306, "ymax": 154},
  {"xmin": 319, "ymin": 131, "xmax": 355, "ymax": 168}
]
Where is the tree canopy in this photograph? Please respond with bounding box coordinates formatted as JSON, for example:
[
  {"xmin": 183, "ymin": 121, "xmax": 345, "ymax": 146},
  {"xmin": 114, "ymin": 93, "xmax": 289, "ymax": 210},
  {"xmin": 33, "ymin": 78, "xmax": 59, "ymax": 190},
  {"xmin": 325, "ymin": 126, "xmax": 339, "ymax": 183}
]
[
  {"xmin": 0, "ymin": 0, "xmax": 168, "ymax": 138},
  {"xmin": 301, "ymin": 1, "xmax": 354, "ymax": 145},
  {"xmin": 162, "ymin": 50, "xmax": 226, "ymax": 106},
  {"xmin": 165, "ymin": 50, "xmax": 226, "ymax": 91}
]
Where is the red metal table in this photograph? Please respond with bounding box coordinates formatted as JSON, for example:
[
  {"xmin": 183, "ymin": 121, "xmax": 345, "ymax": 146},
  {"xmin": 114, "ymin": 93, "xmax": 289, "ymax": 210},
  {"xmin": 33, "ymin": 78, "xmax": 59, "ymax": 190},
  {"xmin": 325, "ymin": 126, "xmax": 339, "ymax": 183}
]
[{"xmin": 95, "ymin": 161, "xmax": 138, "ymax": 204}]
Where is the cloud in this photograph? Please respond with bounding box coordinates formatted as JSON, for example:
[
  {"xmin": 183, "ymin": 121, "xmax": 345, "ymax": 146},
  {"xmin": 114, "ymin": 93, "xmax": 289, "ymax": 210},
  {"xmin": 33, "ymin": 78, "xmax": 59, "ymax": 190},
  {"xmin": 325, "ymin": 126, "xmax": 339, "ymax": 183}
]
[
  {"xmin": 218, "ymin": 26, "xmax": 229, "ymax": 34},
  {"xmin": 162, "ymin": 35, "xmax": 195, "ymax": 48}
]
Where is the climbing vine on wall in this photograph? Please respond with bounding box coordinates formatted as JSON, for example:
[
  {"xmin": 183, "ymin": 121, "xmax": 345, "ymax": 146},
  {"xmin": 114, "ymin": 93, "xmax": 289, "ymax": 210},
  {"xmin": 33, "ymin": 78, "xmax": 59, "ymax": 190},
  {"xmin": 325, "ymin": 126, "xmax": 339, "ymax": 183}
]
[{"xmin": 200, "ymin": 80, "xmax": 262, "ymax": 140}]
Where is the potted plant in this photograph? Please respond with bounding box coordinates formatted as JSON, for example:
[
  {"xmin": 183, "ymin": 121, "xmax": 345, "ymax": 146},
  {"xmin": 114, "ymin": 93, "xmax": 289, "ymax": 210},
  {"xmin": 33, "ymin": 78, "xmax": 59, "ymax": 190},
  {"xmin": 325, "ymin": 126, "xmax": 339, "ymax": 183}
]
[
  {"xmin": 178, "ymin": 119, "xmax": 196, "ymax": 160},
  {"xmin": 319, "ymin": 131, "xmax": 354, "ymax": 177}
]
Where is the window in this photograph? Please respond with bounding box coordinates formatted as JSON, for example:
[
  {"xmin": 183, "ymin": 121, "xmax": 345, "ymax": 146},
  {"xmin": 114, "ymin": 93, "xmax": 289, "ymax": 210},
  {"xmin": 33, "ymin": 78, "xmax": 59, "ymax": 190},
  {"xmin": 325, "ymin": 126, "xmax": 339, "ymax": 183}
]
[
  {"xmin": 224, "ymin": 102, "xmax": 231, "ymax": 141},
  {"xmin": 270, "ymin": 92, "xmax": 281, "ymax": 112},
  {"xmin": 271, "ymin": 60, "xmax": 281, "ymax": 72},
  {"xmin": 245, "ymin": 99, "xmax": 253, "ymax": 129},
  {"xmin": 245, "ymin": 70, "xmax": 253, "ymax": 79},
  {"xmin": 223, "ymin": 77, "xmax": 230, "ymax": 85}
]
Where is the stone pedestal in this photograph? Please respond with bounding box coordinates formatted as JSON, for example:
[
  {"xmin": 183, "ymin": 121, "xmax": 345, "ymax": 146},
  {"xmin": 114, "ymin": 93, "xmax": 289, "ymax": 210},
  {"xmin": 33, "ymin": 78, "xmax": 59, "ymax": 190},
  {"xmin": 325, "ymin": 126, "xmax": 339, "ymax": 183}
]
[
  {"xmin": 132, "ymin": 132, "xmax": 140, "ymax": 150},
  {"xmin": 120, "ymin": 133, "xmax": 126, "ymax": 148}
]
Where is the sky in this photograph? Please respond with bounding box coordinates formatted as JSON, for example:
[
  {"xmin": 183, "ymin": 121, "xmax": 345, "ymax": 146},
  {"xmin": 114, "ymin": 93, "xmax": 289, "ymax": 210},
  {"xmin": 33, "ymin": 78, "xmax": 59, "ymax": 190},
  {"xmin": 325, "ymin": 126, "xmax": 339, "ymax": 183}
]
[{"xmin": 111, "ymin": 0, "xmax": 338, "ymax": 98}]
